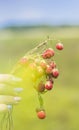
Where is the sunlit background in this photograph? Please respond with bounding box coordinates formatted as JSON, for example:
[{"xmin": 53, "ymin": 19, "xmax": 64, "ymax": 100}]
[{"xmin": 0, "ymin": 0, "xmax": 79, "ymax": 130}]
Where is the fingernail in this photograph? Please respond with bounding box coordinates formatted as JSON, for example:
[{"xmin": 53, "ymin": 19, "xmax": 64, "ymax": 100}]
[
  {"xmin": 14, "ymin": 88, "xmax": 23, "ymax": 93},
  {"xmin": 0, "ymin": 104, "xmax": 8, "ymax": 112},
  {"xmin": 14, "ymin": 97, "xmax": 21, "ymax": 101},
  {"xmin": 7, "ymin": 105, "xmax": 12, "ymax": 109}
]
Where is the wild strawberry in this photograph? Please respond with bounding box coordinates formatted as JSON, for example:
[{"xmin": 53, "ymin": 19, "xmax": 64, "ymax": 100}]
[
  {"xmin": 29, "ymin": 63, "xmax": 36, "ymax": 70},
  {"xmin": 52, "ymin": 68, "xmax": 59, "ymax": 78},
  {"xmin": 45, "ymin": 80, "xmax": 53, "ymax": 90},
  {"xmin": 40, "ymin": 60, "xmax": 47, "ymax": 69},
  {"xmin": 56, "ymin": 43, "xmax": 64, "ymax": 50},
  {"xmin": 50, "ymin": 61, "xmax": 56, "ymax": 69},
  {"xmin": 42, "ymin": 48, "xmax": 55, "ymax": 59},
  {"xmin": 37, "ymin": 82, "xmax": 45, "ymax": 92},
  {"xmin": 37, "ymin": 110, "xmax": 46, "ymax": 119},
  {"xmin": 19, "ymin": 57, "xmax": 27, "ymax": 64},
  {"xmin": 37, "ymin": 66, "xmax": 44, "ymax": 77},
  {"xmin": 46, "ymin": 65, "xmax": 52, "ymax": 74},
  {"xmin": 34, "ymin": 59, "xmax": 40, "ymax": 64}
]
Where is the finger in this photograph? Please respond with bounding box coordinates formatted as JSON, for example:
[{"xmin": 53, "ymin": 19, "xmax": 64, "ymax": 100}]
[
  {"xmin": 0, "ymin": 104, "xmax": 13, "ymax": 112},
  {"xmin": 0, "ymin": 95, "xmax": 21, "ymax": 105},
  {"xmin": 0, "ymin": 74, "xmax": 22, "ymax": 85},
  {"xmin": 0, "ymin": 83, "xmax": 23, "ymax": 95},
  {"xmin": 0, "ymin": 104, "xmax": 8, "ymax": 112}
]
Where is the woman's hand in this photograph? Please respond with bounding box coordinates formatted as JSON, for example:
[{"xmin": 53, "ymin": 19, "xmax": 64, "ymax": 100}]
[{"xmin": 0, "ymin": 74, "xmax": 23, "ymax": 112}]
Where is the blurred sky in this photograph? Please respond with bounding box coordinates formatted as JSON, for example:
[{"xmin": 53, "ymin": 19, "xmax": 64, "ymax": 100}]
[{"xmin": 0, "ymin": 0, "xmax": 79, "ymax": 27}]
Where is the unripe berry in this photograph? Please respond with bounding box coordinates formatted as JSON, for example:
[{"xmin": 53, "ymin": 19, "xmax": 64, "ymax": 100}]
[
  {"xmin": 29, "ymin": 63, "xmax": 36, "ymax": 70},
  {"xmin": 37, "ymin": 110, "xmax": 46, "ymax": 119},
  {"xmin": 37, "ymin": 82, "xmax": 45, "ymax": 92},
  {"xmin": 45, "ymin": 80, "xmax": 53, "ymax": 90},
  {"xmin": 52, "ymin": 68, "xmax": 59, "ymax": 78},
  {"xmin": 37, "ymin": 66, "xmax": 44, "ymax": 77},
  {"xmin": 46, "ymin": 65, "xmax": 52, "ymax": 74},
  {"xmin": 40, "ymin": 60, "xmax": 47, "ymax": 69},
  {"xmin": 56, "ymin": 43, "xmax": 64, "ymax": 50},
  {"xmin": 19, "ymin": 57, "xmax": 27, "ymax": 64},
  {"xmin": 50, "ymin": 61, "xmax": 56, "ymax": 69}
]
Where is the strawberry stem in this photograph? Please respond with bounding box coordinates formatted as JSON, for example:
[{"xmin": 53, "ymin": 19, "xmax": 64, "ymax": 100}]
[
  {"xmin": 38, "ymin": 92, "xmax": 44, "ymax": 108},
  {"xmin": 26, "ymin": 40, "xmax": 48, "ymax": 55}
]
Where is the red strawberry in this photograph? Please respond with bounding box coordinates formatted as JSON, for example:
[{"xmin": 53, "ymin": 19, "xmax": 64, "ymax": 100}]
[
  {"xmin": 52, "ymin": 68, "xmax": 59, "ymax": 78},
  {"xmin": 37, "ymin": 111, "xmax": 46, "ymax": 119},
  {"xmin": 45, "ymin": 80, "xmax": 53, "ymax": 90},
  {"xmin": 56, "ymin": 43, "xmax": 64, "ymax": 50},
  {"xmin": 42, "ymin": 48, "xmax": 55, "ymax": 59}
]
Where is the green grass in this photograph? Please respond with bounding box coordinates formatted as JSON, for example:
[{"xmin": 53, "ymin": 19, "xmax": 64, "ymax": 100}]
[{"xmin": 0, "ymin": 26, "xmax": 79, "ymax": 130}]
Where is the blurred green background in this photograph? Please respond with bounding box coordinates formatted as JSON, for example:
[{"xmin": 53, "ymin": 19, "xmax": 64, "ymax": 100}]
[{"xmin": 0, "ymin": 26, "xmax": 79, "ymax": 130}]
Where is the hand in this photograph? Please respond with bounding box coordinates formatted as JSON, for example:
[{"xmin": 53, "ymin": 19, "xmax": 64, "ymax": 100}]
[{"xmin": 0, "ymin": 74, "xmax": 23, "ymax": 112}]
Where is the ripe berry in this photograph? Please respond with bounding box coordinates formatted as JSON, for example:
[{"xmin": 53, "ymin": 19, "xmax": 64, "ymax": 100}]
[
  {"xmin": 45, "ymin": 80, "xmax": 53, "ymax": 90},
  {"xmin": 52, "ymin": 68, "xmax": 59, "ymax": 78},
  {"xmin": 37, "ymin": 110, "xmax": 46, "ymax": 119},
  {"xmin": 56, "ymin": 43, "xmax": 64, "ymax": 50},
  {"xmin": 42, "ymin": 48, "xmax": 55, "ymax": 59},
  {"xmin": 29, "ymin": 63, "xmax": 36, "ymax": 70}
]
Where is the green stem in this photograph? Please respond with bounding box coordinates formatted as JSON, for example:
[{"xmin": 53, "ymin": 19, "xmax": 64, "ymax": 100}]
[
  {"xmin": 26, "ymin": 40, "xmax": 48, "ymax": 55},
  {"xmin": 38, "ymin": 92, "xmax": 44, "ymax": 108}
]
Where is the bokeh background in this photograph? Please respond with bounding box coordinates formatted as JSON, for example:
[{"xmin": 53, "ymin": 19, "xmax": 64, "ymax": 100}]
[{"xmin": 0, "ymin": 0, "xmax": 79, "ymax": 130}]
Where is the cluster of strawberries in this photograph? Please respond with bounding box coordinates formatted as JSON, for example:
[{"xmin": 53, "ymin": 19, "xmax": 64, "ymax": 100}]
[
  {"xmin": 17, "ymin": 42, "xmax": 63, "ymax": 120},
  {"xmin": 36, "ymin": 43, "xmax": 63, "ymax": 119}
]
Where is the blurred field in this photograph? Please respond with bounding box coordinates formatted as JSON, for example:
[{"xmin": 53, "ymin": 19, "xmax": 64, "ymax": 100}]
[{"xmin": 0, "ymin": 26, "xmax": 79, "ymax": 130}]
